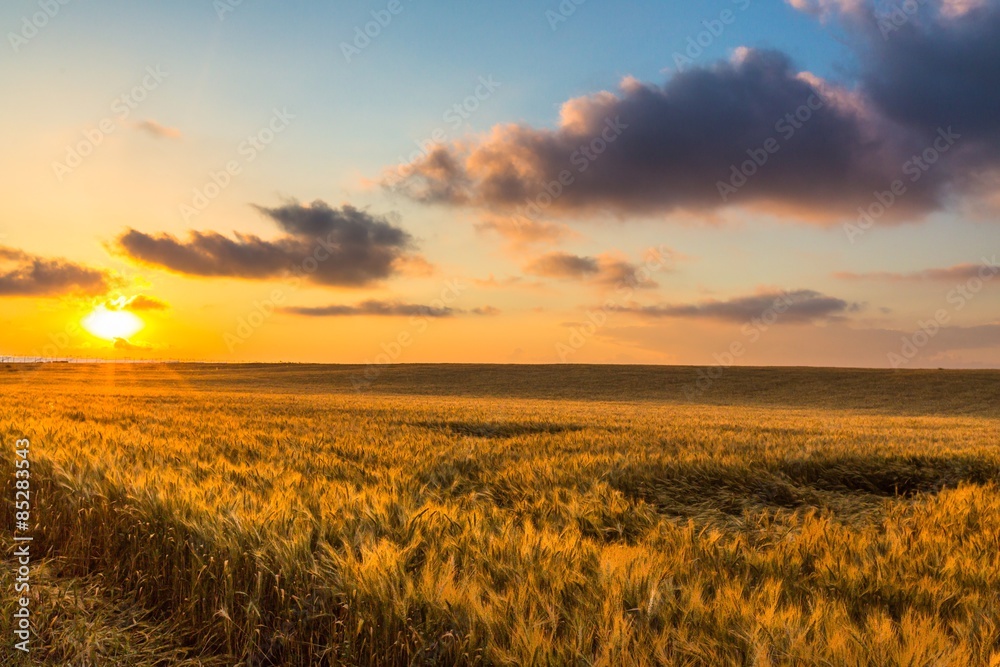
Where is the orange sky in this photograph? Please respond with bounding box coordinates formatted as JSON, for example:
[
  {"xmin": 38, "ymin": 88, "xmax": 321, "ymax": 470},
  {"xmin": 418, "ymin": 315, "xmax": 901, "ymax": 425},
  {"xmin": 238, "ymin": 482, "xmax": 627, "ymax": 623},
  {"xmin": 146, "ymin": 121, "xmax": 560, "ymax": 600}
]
[{"xmin": 2, "ymin": 0, "xmax": 999, "ymax": 368}]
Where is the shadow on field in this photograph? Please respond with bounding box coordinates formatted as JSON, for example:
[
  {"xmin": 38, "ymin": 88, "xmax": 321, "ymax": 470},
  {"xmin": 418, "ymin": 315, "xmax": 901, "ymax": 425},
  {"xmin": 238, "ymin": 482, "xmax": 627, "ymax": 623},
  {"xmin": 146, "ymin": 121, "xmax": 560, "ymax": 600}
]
[
  {"xmin": 608, "ymin": 454, "xmax": 1000, "ymax": 519},
  {"xmin": 410, "ymin": 420, "xmax": 585, "ymax": 438},
  {"xmin": 23, "ymin": 363, "xmax": 1000, "ymax": 418}
]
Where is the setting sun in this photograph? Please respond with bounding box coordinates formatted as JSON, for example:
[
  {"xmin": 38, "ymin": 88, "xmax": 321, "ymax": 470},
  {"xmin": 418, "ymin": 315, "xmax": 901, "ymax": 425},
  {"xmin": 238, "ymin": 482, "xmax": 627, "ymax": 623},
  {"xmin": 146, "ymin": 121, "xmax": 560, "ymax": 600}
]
[{"xmin": 81, "ymin": 306, "xmax": 145, "ymax": 341}]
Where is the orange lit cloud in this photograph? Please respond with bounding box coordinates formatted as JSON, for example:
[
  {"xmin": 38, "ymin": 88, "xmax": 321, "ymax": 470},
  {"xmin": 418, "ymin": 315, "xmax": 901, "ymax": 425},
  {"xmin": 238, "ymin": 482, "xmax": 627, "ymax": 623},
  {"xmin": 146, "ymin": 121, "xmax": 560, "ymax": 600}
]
[
  {"xmin": 474, "ymin": 214, "xmax": 578, "ymax": 251},
  {"xmin": 105, "ymin": 294, "xmax": 170, "ymax": 311}
]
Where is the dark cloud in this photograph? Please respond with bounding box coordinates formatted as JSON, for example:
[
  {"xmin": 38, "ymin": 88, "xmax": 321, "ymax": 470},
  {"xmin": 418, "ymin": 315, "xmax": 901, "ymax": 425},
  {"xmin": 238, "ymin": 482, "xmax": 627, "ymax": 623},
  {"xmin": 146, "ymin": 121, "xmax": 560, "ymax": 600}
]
[
  {"xmin": 792, "ymin": 0, "xmax": 1000, "ymax": 189},
  {"xmin": 472, "ymin": 305, "xmax": 501, "ymax": 316},
  {"xmin": 846, "ymin": 0, "xmax": 1000, "ymax": 143},
  {"xmin": 610, "ymin": 290, "xmax": 857, "ymax": 323},
  {"xmin": 387, "ymin": 50, "xmax": 942, "ymax": 221},
  {"xmin": 387, "ymin": 4, "xmax": 1000, "ymax": 223},
  {"xmin": 117, "ymin": 201, "xmax": 423, "ymax": 287},
  {"xmin": 0, "ymin": 246, "xmax": 111, "ymax": 297},
  {"xmin": 280, "ymin": 300, "xmax": 455, "ymax": 318}
]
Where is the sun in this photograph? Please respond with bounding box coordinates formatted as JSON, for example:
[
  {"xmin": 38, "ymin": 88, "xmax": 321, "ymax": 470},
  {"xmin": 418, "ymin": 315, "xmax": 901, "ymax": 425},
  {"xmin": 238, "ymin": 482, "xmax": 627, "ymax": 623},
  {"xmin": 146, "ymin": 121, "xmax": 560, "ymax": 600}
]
[{"xmin": 82, "ymin": 306, "xmax": 145, "ymax": 341}]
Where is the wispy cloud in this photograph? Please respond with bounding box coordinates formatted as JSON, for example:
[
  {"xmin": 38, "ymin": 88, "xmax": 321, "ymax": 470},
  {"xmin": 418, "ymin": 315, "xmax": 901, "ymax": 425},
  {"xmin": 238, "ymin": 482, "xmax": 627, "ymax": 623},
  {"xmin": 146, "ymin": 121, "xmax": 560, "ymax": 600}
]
[
  {"xmin": 134, "ymin": 119, "xmax": 182, "ymax": 139},
  {"xmin": 608, "ymin": 289, "xmax": 858, "ymax": 323},
  {"xmin": 280, "ymin": 300, "xmax": 456, "ymax": 317},
  {"xmin": 835, "ymin": 259, "xmax": 999, "ymax": 282},
  {"xmin": 524, "ymin": 251, "xmax": 661, "ymax": 288},
  {"xmin": 524, "ymin": 252, "xmax": 598, "ymax": 279}
]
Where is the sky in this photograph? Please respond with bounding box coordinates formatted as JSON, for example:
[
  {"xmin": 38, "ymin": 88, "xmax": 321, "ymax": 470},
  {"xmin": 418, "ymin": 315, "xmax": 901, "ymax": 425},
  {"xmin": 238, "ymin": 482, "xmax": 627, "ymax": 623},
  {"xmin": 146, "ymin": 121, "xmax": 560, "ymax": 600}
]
[{"xmin": 1, "ymin": 0, "xmax": 999, "ymax": 368}]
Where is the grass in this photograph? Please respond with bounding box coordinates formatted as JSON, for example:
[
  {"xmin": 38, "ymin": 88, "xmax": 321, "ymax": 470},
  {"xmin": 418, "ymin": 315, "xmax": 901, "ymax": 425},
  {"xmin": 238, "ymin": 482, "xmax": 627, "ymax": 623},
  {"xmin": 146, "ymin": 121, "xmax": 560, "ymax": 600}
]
[{"xmin": 2, "ymin": 363, "xmax": 1000, "ymax": 665}]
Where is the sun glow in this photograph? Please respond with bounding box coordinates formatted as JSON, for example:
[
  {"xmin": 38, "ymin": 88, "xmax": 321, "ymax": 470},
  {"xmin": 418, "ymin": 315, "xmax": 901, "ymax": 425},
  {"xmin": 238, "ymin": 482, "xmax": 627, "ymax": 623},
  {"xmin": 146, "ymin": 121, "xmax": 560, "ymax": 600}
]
[{"xmin": 82, "ymin": 306, "xmax": 144, "ymax": 341}]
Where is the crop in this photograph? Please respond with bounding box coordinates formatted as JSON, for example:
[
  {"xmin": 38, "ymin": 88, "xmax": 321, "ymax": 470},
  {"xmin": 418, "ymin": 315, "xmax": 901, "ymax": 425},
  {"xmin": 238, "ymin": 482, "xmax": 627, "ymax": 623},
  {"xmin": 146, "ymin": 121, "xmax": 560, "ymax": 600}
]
[{"xmin": 2, "ymin": 363, "xmax": 1000, "ymax": 665}]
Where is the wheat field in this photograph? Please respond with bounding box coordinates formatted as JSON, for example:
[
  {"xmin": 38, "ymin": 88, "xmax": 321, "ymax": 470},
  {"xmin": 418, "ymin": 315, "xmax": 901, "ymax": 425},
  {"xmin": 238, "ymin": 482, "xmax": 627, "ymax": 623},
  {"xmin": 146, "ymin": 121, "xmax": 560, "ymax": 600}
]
[{"xmin": 2, "ymin": 363, "xmax": 1000, "ymax": 666}]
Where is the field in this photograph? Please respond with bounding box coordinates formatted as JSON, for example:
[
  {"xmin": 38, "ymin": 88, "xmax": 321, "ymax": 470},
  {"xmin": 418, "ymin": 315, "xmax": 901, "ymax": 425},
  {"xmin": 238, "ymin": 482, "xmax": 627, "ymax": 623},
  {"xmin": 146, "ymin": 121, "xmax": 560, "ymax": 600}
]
[{"xmin": 2, "ymin": 363, "xmax": 1000, "ymax": 666}]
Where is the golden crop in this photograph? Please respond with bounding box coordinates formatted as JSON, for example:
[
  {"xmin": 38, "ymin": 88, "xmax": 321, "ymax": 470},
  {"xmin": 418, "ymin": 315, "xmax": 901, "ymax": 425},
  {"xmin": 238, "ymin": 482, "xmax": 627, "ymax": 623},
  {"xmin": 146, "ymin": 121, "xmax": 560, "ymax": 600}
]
[{"xmin": 2, "ymin": 363, "xmax": 1000, "ymax": 665}]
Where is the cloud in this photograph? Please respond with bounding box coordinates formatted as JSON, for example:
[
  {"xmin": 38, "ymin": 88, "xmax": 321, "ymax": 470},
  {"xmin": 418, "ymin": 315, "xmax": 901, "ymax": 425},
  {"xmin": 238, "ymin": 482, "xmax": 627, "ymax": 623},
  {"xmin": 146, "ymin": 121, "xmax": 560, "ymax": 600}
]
[
  {"xmin": 835, "ymin": 259, "xmax": 1000, "ymax": 282},
  {"xmin": 472, "ymin": 274, "xmax": 548, "ymax": 291},
  {"xmin": 280, "ymin": 300, "xmax": 456, "ymax": 318},
  {"xmin": 591, "ymin": 254, "xmax": 661, "ymax": 289},
  {"xmin": 113, "ymin": 338, "xmax": 153, "ymax": 351},
  {"xmin": 787, "ymin": 0, "xmax": 1000, "ymax": 185},
  {"xmin": 524, "ymin": 251, "xmax": 661, "ymax": 288},
  {"xmin": 784, "ymin": 0, "xmax": 865, "ymax": 20},
  {"xmin": 474, "ymin": 214, "xmax": 578, "ymax": 249},
  {"xmin": 0, "ymin": 246, "xmax": 111, "ymax": 297},
  {"xmin": 788, "ymin": 0, "xmax": 988, "ymax": 23},
  {"xmin": 391, "ymin": 254, "xmax": 436, "ymax": 277},
  {"xmin": 609, "ymin": 289, "xmax": 858, "ymax": 323},
  {"xmin": 134, "ymin": 119, "xmax": 182, "ymax": 139},
  {"xmin": 471, "ymin": 305, "xmax": 501, "ymax": 316},
  {"xmin": 821, "ymin": 0, "xmax": 1000, "ymax": 148},
  {"xmin": 386, "ymin": 5, "xmax": 1000, "ymax": 224},
  {"xmin": 105, "ymin": 294, "xmax": 170, "ymax": 311},
  {"xmin": 524, "ymin": 252, "xmax": 598, "ymax": 279},
  {"xmin": 117, "ymin": 201, "xmax": 425, "ymax": 287},
  {"xmin": 388, "ymin": 50, "xmax": 945, "ymax": 222}
]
